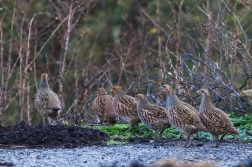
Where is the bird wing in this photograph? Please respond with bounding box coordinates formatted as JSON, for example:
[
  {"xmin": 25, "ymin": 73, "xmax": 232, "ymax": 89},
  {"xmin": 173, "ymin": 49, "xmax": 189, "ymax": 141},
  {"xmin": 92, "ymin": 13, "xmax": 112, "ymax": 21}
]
[
  {"xmin": 48, "ymin": 91, "xmax": 62, "ymax": 109},
  {"xmin": 182, "ymin": 101, "xmax": 198, "ymax": 114},
  {"xmin": 171, "ymin": 106, "xmax": 199, "ymax": 125},
  {"xmin": 34, "ymin": 92, "xmax": 51, "ymax": 110},
  {"xmin": 115, "ymin": 96, "xmax": 137, "ymax": 116},
  {"xmin": 143, "ymin": 105, "xmax": 168, "ymax": 119},
  {"xmin": 92, "ymin": 96, "xmax": 106, "ymax": 117},
  {"xmin": 205, "ymin": 108, "xmax": 231, "ymax": 128}
]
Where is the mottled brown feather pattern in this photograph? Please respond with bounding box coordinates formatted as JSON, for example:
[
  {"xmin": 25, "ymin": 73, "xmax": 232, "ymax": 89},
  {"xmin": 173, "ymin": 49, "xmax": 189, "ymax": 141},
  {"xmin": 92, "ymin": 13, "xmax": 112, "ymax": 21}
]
[
  {"xmin": 112, "ymin": 86, "xmax": 140, "ymax": 129},
  {"xmin": 198, "ymin": 88, "xmax": 238, "ymax": 147},
  {"xmin": 116, "ymin": 96, "xmax": 137, "ymax": 117},
  {"xmin": 136, "ymin": 94, "xmax": 170, "ymax": 138},
  {"xmin": 92, "ymin": 88, "xmax": 118, "ymax": 125},
  {"xmin": 35, "ymin": 73, "xmax": 62, "ymax": 126}
]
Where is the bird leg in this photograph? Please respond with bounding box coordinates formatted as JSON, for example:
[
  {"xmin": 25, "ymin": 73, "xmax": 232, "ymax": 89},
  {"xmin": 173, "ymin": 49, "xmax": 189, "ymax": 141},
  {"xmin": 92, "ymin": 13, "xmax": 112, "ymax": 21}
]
[
  {"xmin": 120, "ymin": 123, "xmax": 136, "ymax": 134},
  {"xmin": 153, "ymin": 130, "xmax": 157, "ymax": 141},
  {"xmin": 159, "ymin": 129, "xmax": 165, "ymax": 139},
  {"xmin": 120, "ymin": 120, "xmax": 141, "ymax": 135},
  {"xmin": 42, "ymin": 113, "xmax": 49, "ymax": 126},
  {"xmin": 220, "ymin": 134, "xmax": 227, "ymax": 143},
  {"xmin": 120, "ymin": 126, "xmax": 133, "ymax": 134},
  {"xmin": 194, "ymin": 133, "xmax": 200, "ymax": 140},
  {"xmin": 178, "ymin": 133, "xmax": 184, "ymax": 139},
  {"xmin": 185, "ymin": 135, "xmax": 194, "ymax": 148},
  {"xmin": 214, "ymin": 135, "xmax": 219, "ymax": 148}
]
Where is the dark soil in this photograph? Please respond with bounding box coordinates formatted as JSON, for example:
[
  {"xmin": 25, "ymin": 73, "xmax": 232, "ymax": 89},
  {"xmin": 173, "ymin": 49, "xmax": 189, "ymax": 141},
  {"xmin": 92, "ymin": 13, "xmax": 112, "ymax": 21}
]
[{"xmin": 0, "ymin": 121, "xmax": 110, "ymax": 148}]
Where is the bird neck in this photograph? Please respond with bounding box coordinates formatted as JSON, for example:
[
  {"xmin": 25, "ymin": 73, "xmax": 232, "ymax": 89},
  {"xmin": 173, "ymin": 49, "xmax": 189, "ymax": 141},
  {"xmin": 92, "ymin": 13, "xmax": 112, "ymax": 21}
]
[
  {"xmin": 115, "ymin": 91, "xmax": 127, "ymax": 98},
  {"xmin": 166, "ymin": 93, "xmax": 180, "ymax": 107},
  {"xmin": 99, "ymin": 93, "xmax": 107, "ymax": 96},
  {"xmin": 138, "ymin": 98, "xmax": 148, "ymax": 107},
  {"xmin": 39, "ymin": 80, "xmax": 49, "ymax": 89},
  {"xmin": 200, "ymin": 94, "xmax": 213, "ymax": 110}
]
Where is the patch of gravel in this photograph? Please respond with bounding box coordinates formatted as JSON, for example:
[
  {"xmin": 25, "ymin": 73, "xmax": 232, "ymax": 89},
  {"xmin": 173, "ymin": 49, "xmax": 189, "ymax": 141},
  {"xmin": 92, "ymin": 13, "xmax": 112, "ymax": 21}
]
[{"xmin": 0, "ymin": 140, "xmax": 251, "ymax": 167}]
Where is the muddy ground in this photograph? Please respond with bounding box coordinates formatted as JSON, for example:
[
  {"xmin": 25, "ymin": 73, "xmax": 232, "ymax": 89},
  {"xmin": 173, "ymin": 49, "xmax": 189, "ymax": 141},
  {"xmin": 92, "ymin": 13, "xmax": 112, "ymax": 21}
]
[{"xmin": 0, "ymin": 122, "xmax": 251, "ymax": 167}]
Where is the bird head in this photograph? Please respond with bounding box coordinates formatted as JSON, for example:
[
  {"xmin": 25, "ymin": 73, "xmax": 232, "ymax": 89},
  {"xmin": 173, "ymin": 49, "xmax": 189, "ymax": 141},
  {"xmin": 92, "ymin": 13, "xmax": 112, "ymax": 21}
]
[
  {"xmin": 163, "ymin": 84, "xmax": 174, "ymax": 95},
  {"xmin": 111, "ymin": 86, "xmax": 123, "ymax": 96},
  {"xmin": 97, "ymin": 88, "xmax": 107, "ymax": 96},
  {"xmin": 41, "ymin": 73, "xmax": 49, "ymax": 81},
  {"xmin": 197, "ymin": 88, "xmax": 210, "ymax": 97},
  {"xmin": 136, "ymin": 93, "xmax": 146, "ymax": 101}
]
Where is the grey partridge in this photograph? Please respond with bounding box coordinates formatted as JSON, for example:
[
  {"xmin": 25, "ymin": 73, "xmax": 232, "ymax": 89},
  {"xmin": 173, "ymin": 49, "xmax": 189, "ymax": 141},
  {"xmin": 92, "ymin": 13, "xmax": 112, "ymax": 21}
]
[
  {"xmin": 163, "ymin": 84, "xmax": 208, "ymax": 147},
  {"xmin": 92, "ymin": 88, "xmax": 119, "ymax": 125},
  {"xmin": 177, "ymin": 89, "xmax": 199, "ymax": 139},
  {"xmin": 198, "ymin": 88, "xmax": 239, "ymax": 147},
  {"xmin": 35, "ymin": 73, "xmax": 62, "ymax": 125},
  {"xmin": 136, "ymin": 94, "xmax": 171, "ymax": 140},
  {"xmin": 112, "ymin": 86, "xmax": 141, "ymax": 133}
]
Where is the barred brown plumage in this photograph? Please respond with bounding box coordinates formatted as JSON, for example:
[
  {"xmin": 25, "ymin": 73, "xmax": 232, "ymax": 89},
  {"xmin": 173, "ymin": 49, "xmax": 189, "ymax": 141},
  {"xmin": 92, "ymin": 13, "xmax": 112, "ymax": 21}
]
[
  {"xmin": 198, "ymin": 88, "xmax": 239, "ymax": 147},
  {"xmin": 34, "ymin": 73, "xmax": 62, "ymax": 125},
  {"xmin": 163, "ymin": 84, "xmax": 208, "ymax": 147},
  {"xmin": 92, "ymin": 88, "xmax": 119, "ymax": 125},
  {"xmin": 112, "ymin": 86, "xmax": 140, "ymax": 133},
  {"xmin": 136, "ymin": 94, "xmax": 171, "ymax": 140}
]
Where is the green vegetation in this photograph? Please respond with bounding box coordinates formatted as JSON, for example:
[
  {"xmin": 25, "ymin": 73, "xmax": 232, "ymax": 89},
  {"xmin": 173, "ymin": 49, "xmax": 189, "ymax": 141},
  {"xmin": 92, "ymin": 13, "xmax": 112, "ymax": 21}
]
[
  {"xmin": 84, "ymin": 123, "xmax": 180, "ymax": 145},
  {"xmin": 84, "ymin": 112, "xmax": 252, "ymax": 145},
  {"xmin": 229, "ymin": 112, "xmax": 252, "ymax": 141}
]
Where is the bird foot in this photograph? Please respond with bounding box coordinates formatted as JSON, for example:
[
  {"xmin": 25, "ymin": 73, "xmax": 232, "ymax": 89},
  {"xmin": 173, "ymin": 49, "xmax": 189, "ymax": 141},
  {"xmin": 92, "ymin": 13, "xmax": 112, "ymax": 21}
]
[{"xmin": 184, "ymin": 142, "xmax": 194, "ymax": 148}]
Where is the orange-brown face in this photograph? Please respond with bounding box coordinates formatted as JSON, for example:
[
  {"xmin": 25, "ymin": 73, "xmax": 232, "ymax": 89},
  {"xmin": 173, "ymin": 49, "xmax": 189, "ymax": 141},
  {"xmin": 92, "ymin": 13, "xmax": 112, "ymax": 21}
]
[
  {"xmin": 97, "ymin": 88, "xmax": 107, "ymax": 95},
  {"xmin": 41, "ymin": 73, "xmax": 48, "ymax": 81},
  {"xmin": 111, "ymin": 86, "xmax": 123, "ymax": 95},
  {"xmin": 163, "ymin": 84, "xmax": 174, "ymax": 95}
]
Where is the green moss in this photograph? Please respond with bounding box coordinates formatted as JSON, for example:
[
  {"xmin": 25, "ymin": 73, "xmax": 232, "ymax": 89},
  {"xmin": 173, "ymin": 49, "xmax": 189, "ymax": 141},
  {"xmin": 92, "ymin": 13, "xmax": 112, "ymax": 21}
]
[
  {"xmin": 82, "ymin": 112, "xmax": 252, "ymax": 145},
  {"xmin": 107, "ymin": 140, "xmax": 127, "ymax": 146},
  {"xmin": 226, "ymin": 111, "xmax": 252, "ymax": 141}
]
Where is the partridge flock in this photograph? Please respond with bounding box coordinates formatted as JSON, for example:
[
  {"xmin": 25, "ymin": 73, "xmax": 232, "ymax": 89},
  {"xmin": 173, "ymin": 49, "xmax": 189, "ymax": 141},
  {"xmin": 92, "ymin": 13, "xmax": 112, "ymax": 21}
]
[
  {"xmin": 35, "ymin": 73, "xmax": 62, "ymax": 125},
  {"xmin": 34, "ymin": 73, "xmax": 239, "ymax": 147}
]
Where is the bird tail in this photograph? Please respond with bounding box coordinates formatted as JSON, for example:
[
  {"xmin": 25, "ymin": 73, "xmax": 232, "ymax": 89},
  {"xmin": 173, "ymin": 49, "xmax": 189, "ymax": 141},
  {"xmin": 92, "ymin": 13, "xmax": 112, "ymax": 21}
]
[
  {"xmin": 197, "ymin": 122, "xmax": 209, "ymax": 132},
  {"xmin": 109, "ymin": 114, "xmax": 118, "ymax": 120},
  {"xmin": 230, "ymin": 127, "xmax": 239, "ymax": 134},
  {"xmin": 50, "ymin": 106, "xmax": 62, "ymax": 115},
  {"xmin": 52, "ymin": 106, "xmax": 61, "ymax": 111},
  {"xmin": 108, "ymin": 114, "xmax": 119, "ymax": 125}
]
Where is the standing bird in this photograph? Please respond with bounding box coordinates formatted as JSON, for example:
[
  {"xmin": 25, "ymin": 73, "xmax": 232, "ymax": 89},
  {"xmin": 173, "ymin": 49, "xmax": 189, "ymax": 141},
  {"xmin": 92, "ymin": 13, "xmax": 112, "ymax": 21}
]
[
  {"xmin": 198, "ymin": 88, "xmax": 239, "ymax": 147},
  {"xmin": 92, "ymin": 88, "xmax": 119, "ymax": 125},
  {"xmin": 136, "ymin": 94, "xmax": 171, "ymax": 140},
  {"xmin": 176, "ymin": 87, "xmax": 200, "ymax": 139},
  {"xmin": 112, "ymin": 86, "xmax": 141, "ymax": 133},
  {"xmin": 163, "ymin": 84, "xmax": 208, "ymax": 147},
  {"xmin": 35, "ymin": 73, "xmax": 62, "ymax": 125}
]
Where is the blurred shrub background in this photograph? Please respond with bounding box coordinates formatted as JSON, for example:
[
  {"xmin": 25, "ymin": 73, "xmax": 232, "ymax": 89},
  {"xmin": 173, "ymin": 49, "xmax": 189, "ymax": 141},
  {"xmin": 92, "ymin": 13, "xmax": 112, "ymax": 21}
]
[{"xmin": 1, "ymin": 0, "xmax": 252, "ymax": 125}]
